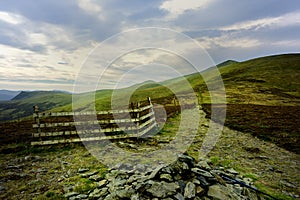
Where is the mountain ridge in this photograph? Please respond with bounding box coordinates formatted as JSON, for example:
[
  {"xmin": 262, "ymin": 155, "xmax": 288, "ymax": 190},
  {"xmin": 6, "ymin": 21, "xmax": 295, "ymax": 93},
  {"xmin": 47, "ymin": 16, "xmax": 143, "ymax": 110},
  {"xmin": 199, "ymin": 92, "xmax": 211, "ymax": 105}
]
[
  {"xmin": 0, "ymin": 53, "xmax": 299, "ymax": 122},
  {"xmin": 0, "ymin": 90, "xmax": 20, "ymax": 101}
]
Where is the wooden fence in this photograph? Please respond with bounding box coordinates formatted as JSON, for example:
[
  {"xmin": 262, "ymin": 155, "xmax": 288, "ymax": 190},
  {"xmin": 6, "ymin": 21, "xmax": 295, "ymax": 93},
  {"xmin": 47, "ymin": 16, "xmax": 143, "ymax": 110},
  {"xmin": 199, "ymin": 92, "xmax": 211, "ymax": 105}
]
[{"xmin": 31, "ymin": 98, "xmax": 158, "ymax": 145}]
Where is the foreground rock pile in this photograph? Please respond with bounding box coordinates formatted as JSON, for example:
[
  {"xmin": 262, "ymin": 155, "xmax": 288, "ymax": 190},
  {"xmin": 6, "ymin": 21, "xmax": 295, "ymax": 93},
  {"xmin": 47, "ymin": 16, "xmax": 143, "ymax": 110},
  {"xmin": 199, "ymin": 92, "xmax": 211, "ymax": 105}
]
[{"xmin": 66, "ymin": 154, "xmax": 263, "ymax": 200}]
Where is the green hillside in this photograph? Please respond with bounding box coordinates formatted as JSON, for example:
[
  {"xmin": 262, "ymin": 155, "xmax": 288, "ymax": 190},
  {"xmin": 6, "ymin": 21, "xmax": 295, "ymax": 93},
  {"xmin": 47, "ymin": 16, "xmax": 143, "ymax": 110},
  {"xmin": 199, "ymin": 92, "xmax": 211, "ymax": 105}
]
[
  {"xmin": 219, "ymin": 54, "xmax": 300, "ymax": 105},
  {"xmin": 1, "ymin": 54, "xmax": 299, "ymax": 122},
  {"xmin": 0, "ymin": 91, "xmax": 72, "ymax": 121}
]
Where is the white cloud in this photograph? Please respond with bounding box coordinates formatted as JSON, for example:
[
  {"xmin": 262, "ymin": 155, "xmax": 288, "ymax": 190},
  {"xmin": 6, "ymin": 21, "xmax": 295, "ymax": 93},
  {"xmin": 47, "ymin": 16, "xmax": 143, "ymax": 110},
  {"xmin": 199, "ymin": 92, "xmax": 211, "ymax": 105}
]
[
  {"xmin": 220, "ymin": 11, "xmax": 300, "ymax": 31},
  {"xmin": 0, "ymin": 11, "xmax": 24, "ymax": 25},
  {"xmin": 198, "ymin": 35, "xmax": 261, "ymax": 49},
  {"xmin": 160, "ymin": 0, "xmax": 214, "ymax": 19},
  {"xmin": 276, "ymin": 11, "xmax": 300, "ymax": 27},
  {"xmin": 0, "ymin": 39, "xmax": 94, "ymax": 92},
  {"xmin": 78, "ymin": 0, "xmax": 102, "ymax": 13},
  {"xmin": 77, "ymin": 0, "xmax": 104, "ymax": 21},
  {"xmin": 272, "ymin": 39, "xmax": 300, "ymax": 47}
]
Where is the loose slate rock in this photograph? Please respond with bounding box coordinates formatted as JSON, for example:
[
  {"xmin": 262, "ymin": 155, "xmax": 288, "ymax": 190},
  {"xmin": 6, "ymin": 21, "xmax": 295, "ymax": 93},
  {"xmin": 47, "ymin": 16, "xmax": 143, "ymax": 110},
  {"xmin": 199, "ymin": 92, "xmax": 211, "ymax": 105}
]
[
  {"xmin": 184, "ymin": 182, "xmax": 196, "ymax": 199},
  {"xmin": 63, "ymin": 154, "xmax": 261, "ymax": 200},
  {"xmin": 78, "ymin": 168, "xmax": 89, "ymax": 173},
  {"xmin": 64, "ymin": 192, "xmax": 79, "ymax": 198},
  {"xmin": 147, "ymin": 181, "xmax": 179, "ymax": 198}
]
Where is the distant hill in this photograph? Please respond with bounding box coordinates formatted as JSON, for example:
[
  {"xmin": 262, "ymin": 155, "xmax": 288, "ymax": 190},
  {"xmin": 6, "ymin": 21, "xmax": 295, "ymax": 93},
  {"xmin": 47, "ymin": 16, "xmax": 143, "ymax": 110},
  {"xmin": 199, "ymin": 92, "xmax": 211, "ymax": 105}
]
[
  {"xmin": 0, "ymin": 53, "xmax": 299, "ymax": 122},
  {"xmin": 0, "ymin": 91, "xmax": 72, "ymax": 121},
  {"xmin": 0, "ymin": 90, "xmax": 20, "ymax": 101},
  {"xmin": 217, "ymin": 60, "xmax": 239, "ymax": 68}
]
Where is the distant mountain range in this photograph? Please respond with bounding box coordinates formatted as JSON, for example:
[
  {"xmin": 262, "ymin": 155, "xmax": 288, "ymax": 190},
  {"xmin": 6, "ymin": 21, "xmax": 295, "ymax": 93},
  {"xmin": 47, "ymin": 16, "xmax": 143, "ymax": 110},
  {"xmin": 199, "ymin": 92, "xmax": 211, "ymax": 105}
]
[{"xmin": 0, "ymin": 90, "xmax": 21, "ymax": 101}]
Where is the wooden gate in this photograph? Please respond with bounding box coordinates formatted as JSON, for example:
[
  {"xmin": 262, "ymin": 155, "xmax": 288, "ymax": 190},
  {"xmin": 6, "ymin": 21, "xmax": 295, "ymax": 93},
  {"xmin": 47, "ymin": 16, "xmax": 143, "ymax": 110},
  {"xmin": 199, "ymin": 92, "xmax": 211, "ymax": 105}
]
[{"xmin": 31, "ymin": 98, "xmax": 158, "ymax": 145}]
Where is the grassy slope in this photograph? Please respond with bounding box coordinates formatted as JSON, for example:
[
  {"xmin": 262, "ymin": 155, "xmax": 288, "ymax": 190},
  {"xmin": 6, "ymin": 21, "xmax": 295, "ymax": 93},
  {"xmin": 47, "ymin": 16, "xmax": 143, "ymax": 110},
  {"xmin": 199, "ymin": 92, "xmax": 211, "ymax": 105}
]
[
  {"xmin": 219, "ymin": 54, "xmax": 300, "ymax": 105},
  {"xmin": 1, "ymin": 54, "xmax": 299, "ymax": 119},
  {"xmin": 0, "ymin": 91, "xmax": 72, "ymax": 121}
]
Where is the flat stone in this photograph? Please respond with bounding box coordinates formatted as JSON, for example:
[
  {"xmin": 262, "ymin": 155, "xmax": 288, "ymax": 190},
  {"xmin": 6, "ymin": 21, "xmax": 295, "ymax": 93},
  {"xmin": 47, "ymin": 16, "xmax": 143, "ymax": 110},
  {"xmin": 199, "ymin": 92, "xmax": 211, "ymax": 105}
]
[
  {"xmin": 131, "ymin": 194, "xmax": 139, "ymax": 200},
  {"xmin": 207, "ymin": 184, "xmax": 239, "ymax": 200},
  {"xmin": 148, "ymin": 165, "xmax": 165, "ymax": 179},
  {"xmin": 80, "ymin": 171, "xmax": 98, "ymax": 178},
  {"xmin": 178, "ymin": 154, "xmax": 194, "ymax": 166},
  {"xmin": 76, "ymin": 194, "xmax": 88, "ymax": 199},
  {"xmin": 64, "ymin": 192, "xmax": 79, "ymax": 198},
  {"xmin": 191, "ymin": 168, "xmax": 214, "ymax": 178},
  {"xmin": 89, "ymin": 174, "xmax": 103, "ymax": 182},
  {"xmin": 196, "ymin": 175, "xmax": 210, "ymax": 187},
  {"xmin": 226, "ymin": 168, "xmax": 239, "ymax": 175},
  {"xmin": 115, "ymin": 188, "xmax": 135, "ymax": 198},
  {"xmin": 193, "ymin": 178, "xmax": 201, "ymax": 185},
  {"xmin": 174, "ymin": 193, "xmax": 185, "ymax": 200},
  {"xmin": 134, "ymin": 164, "xmax": 146, "ymax": 173},
  {"xmin": 78, "ymin": 168, "xmax": 89, "ymax": 173},
  {"xmin": 89, "ymin": 188, "xmax": 103, "ymax": 199},
  {"xmin": 255, "ymin": 155, "xmax": 269, "ymax": 160},
  {"xmin": 280, "ymin": 180, "xmax": 297, "ymax": 188},
  {"xmin": 161, "ymin": 166, "xmax": 174, "ymax": 174},
  {"xmin": 184, "ymin": 182, "xmax": 196, "ymax": 199},
  {"xmin": 196, "ymin": 186, "xmax": 205, "ymax": 196},
  {"xmin": 196, "ymin": 160, "xmax": 211, "ymax": 170},
  {"xmin": 99, "ymin": 187, "xmax": 109, "ymax": 197},
  {"xmin": 97, "ymin": 179, "xmax": 108, "ymax": 188},
  {"xmin": 147, "ymin": 181, "xmax": 179, "ymax": 198},
  {"xmin": 160, "ymin": 173, "xmax": 173, "ymax": 182}
]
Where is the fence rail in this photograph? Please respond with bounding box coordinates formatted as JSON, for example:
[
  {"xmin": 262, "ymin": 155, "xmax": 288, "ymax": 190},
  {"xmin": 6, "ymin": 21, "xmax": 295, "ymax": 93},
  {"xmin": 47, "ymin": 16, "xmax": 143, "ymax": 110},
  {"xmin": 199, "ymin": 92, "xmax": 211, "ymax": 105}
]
[{"xmin": 31, "ymin": 98, "xmax": 158, "ymax": 145}]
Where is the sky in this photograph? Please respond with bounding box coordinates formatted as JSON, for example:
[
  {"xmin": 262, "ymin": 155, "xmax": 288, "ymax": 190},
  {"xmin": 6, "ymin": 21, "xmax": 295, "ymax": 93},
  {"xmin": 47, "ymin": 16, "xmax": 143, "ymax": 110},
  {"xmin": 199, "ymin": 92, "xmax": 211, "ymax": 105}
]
[{"xmin": 0, "ymin": 0, "xmax": 299, "ymax": 92}]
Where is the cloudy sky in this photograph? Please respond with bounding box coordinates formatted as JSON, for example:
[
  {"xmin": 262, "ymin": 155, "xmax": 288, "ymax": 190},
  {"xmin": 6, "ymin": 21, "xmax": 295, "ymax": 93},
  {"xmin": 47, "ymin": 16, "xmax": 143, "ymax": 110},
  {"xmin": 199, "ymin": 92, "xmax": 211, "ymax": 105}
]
[{"xmin": 0, "ymin": 0, "xmax": 299, "ymax": 92}]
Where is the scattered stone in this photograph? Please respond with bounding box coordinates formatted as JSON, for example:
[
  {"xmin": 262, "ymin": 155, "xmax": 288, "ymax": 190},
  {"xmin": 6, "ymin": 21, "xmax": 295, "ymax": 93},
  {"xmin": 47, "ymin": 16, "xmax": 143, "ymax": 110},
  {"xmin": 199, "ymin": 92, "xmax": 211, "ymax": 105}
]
[
  {"xmin": 5, "ymin": 164, "xmax": 24, "ymax": 169},
  {"xmin": 256, "ymin": 155, "xmax": 269, "ymax": 160},
  {"xmin": 115, "ymin": 187, "xmax": 135, "ymax": 198},
  {"xmin": 146, "ymin": 181, "xmax": 179, "ymax": 198},
  {"xmin": 89, "ymin": 174, "xmax": 103, "ymax": 181},
  {"xmin": 62, "ymin": 154, "xmax": 261, "ymax": 200},
  {"xmin": 97, "ymin": 179, "xmax": 108, "ymax": 188},
  {"xmin": 207, "ymin": 184, "xmax": 239, "ymax": 200},
  {"xmin": 196, "ymin": 185, "xmax": 205, "ymax": 196},
  {"xmin": 88, "ymin": 188, "xmax": 102, "ymax": 199},
  {"xmin": 226, "ymin": 168, "xmax": 239, "ymax": 175},
  {"xmin": 76, "ymin": 194, "xmax": 88, "ymax": 199},
  {"xmin": 184, "ymin": 182, "xmax": 196, "ymax": 198},
  {"xmin": 78, "ymin": 168, "xmax": 89, "ymax": 173},
  {"xmin": 191, "ymin": 168, "xmax": 214, "ymax": 178},
  {"xmin": 80, "ymin": 171, "xmax": 98, "ymax": 178},
  {"xmin": 64, "ymin": 191, "xmax": 79, "ymax": 198},
  {"xmin": 196, "ymin": 159, "xmax": 211, "ymax": 170},
  {"xmin": 24, "ymin": 155, "xmax": 42, "ymax": 162},
  {"xmin": 280, "ymin": 180, "xmax": 297, "ymax": 188},
  {"xmin": 148, "ymin": 164, "xmax": 165, "ymax": 179},
  {"xmin": 134, "ymin": 164, "xmax": 146, "ymax": 173},
  {"xmin": 160, "ymin": 173, "xmax": 173, "ymax": 182},
  {"xmin": 174, "ymin": 193, "xmax": 185, "ymax": 200}
]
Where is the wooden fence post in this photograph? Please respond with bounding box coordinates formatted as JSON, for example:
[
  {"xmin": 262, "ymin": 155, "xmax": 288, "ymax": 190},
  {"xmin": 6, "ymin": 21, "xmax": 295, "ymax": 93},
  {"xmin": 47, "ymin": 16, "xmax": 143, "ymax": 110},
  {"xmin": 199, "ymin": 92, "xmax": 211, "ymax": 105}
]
[
  {"xmin": 33, "ymin": 105, "xmax": 41, "ymax": 137},
  {"xmin": 147, "ymin": 97, "xmax": 159, "ymax": 131},
  {"xmin": 136, "ymin": 102, "xmax": 140, "ymax": 134},
  {"xmin": 147, "ymin": 97, "xmax": 152, "ymax": 106}
]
